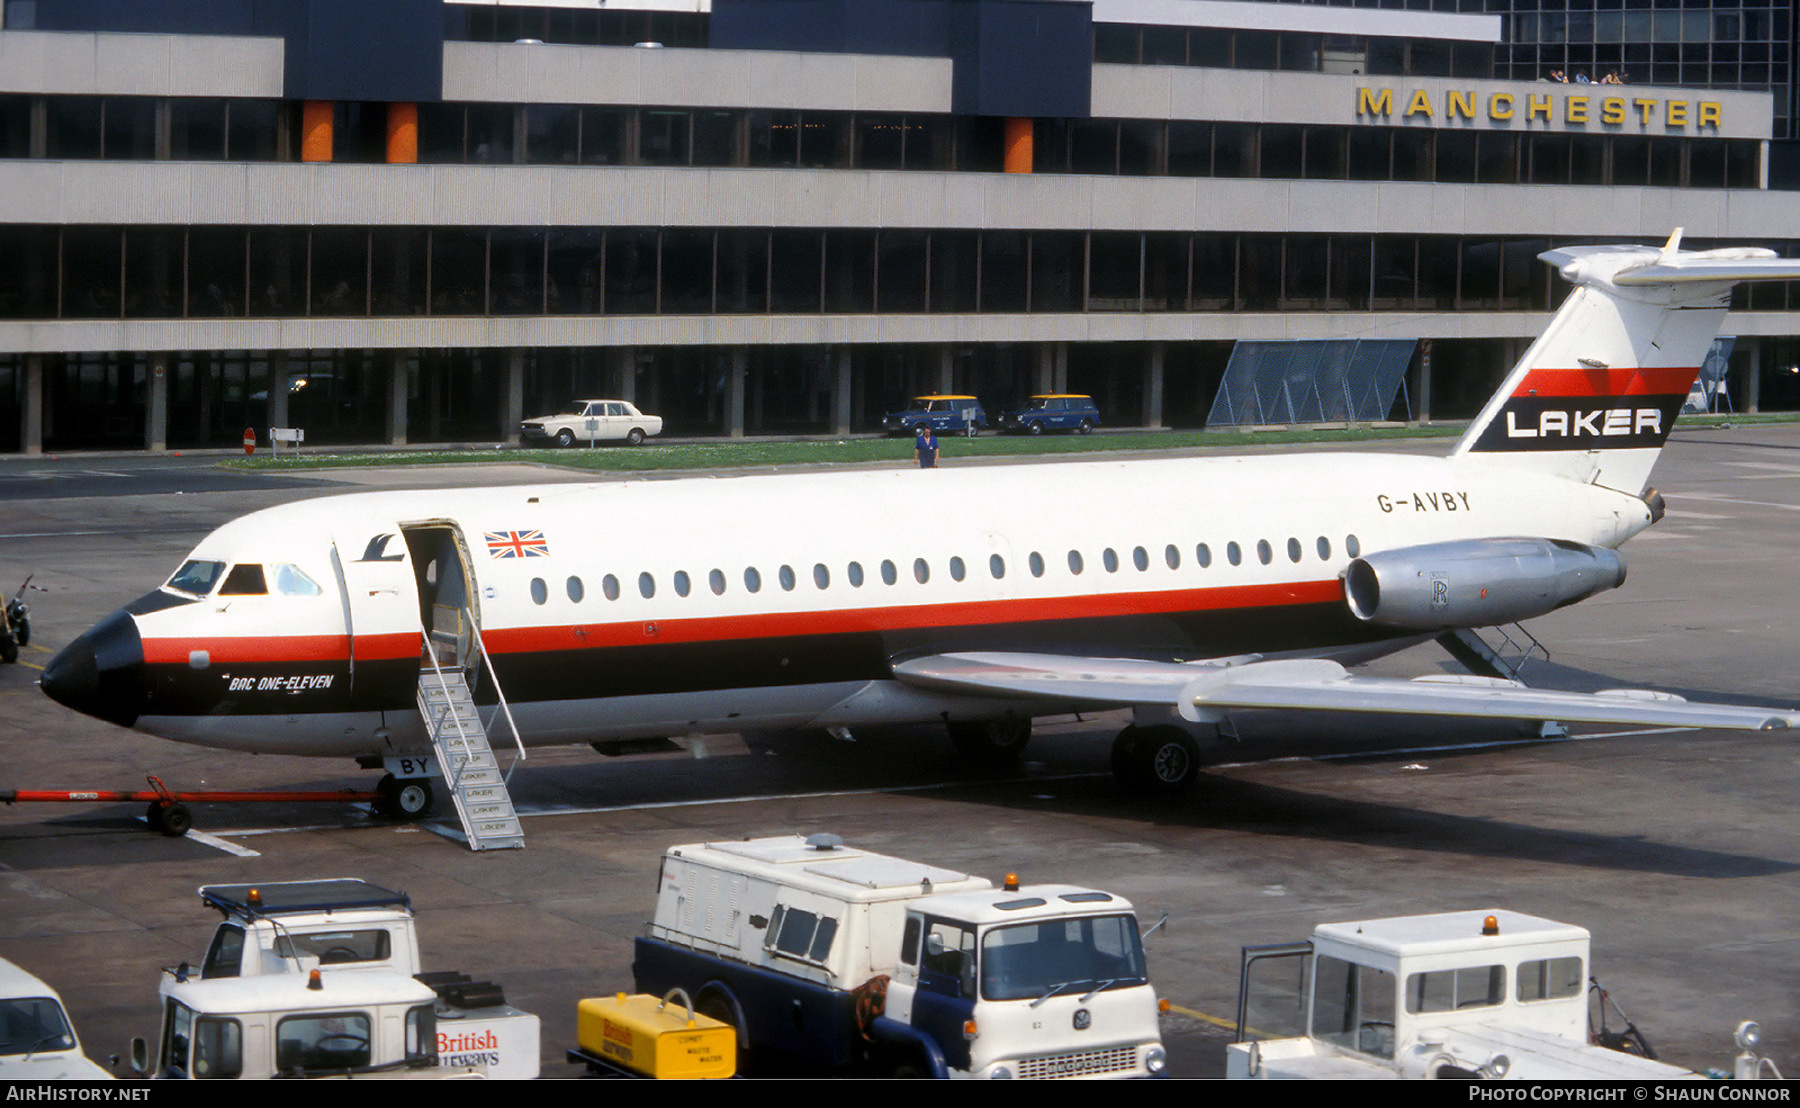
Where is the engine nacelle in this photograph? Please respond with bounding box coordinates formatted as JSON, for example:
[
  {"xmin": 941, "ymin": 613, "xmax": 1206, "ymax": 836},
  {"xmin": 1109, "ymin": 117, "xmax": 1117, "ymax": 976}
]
[{"xmin": 1343, "ymin": 538, "xmax": 1626, "ymax": 631}]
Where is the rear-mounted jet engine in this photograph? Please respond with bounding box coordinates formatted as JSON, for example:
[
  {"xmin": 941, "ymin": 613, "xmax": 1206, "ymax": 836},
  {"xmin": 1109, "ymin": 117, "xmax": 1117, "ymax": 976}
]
[{"xmin": 1342, "ymin": 538, "xmax": 1626, "ymax": 631}]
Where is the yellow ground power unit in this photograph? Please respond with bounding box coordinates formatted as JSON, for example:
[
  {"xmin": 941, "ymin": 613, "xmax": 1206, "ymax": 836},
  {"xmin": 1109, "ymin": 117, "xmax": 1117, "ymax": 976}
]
[{"xmin": 574, "ymin": 990, "xmax": 735, "ymax": 1079}]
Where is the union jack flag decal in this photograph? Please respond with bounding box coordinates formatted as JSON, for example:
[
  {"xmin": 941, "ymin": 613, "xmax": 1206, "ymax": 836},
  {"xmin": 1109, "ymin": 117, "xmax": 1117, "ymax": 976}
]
[{"xmin": 485, "ymin": 530, "xmax": 550, "ymax": 558}]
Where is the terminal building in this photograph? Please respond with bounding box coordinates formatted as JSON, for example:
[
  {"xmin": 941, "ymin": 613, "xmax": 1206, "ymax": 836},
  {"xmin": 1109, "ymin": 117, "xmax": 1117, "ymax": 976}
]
[{"xmin": 0, "ymin": 0, "xmax": 1797, "ymax": 452}]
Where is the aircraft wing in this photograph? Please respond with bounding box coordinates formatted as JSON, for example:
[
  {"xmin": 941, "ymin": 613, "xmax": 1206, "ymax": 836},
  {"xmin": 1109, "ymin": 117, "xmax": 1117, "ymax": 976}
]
[{"xmin": 891, "ymin": 653, "xmax": 1800, "ymax": 732}]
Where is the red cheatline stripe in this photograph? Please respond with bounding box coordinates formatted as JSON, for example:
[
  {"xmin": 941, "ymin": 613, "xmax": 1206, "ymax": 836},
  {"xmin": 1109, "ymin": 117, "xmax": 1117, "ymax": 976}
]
[
  {"xmin": 139, "ymin": 580, "xmax": 1346, "ymax": 665},
  {"xmin": 1511, "ymin": 366, "xmax": 1698, "ymax": 398},
  {"xmin": 141, "ymin": 632, "xmax": 413, "ymax": 666}
]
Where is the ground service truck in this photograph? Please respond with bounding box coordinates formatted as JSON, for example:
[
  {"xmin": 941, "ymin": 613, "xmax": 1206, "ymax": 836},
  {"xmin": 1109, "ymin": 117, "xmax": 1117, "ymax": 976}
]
[
  {"xmin": 631, "ymin": 833, "xmax": 1168, "ymax": 1078},
  {"xmin": 1228, "ymin": 908, "xmax": 1783, "ymax": 1080},
  {"xmin": 138, "ymin": 879, "xmax": 540, "ymax": 1079}
]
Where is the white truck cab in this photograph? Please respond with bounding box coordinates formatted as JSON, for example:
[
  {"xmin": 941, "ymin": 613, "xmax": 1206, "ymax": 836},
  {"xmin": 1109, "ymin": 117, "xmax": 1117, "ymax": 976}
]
[
  {"xmin": 634, "ymin": 833, "xmax": 1167, "ymax": 1078},
  {"xmin": 0, "ymin": 958, "xmax": 111, "ymax": 1080},
  {"xmin": 143, "ymin": 879, "xmax": 539, "ymax": 1079},
  {"xmin": 1228, "ymin": 908, "xmax": 1702, "ymax": 1079}
]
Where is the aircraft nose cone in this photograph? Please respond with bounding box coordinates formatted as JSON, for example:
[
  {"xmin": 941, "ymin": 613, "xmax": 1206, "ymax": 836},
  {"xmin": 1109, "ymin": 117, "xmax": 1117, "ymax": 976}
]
[{"xmin": 41, "ymin": 610, "xmax": 146, "ymax": 728}]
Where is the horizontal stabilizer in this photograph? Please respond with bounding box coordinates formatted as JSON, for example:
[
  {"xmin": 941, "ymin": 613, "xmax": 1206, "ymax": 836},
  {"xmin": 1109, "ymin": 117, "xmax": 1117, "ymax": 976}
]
[
  {"xmin": 893, "ymin": 652, "xmax": 1800, "ymax": 733},
  {"xmin": 1453, "ymin": 230, "xmax": 1800, "ymax": 494}
]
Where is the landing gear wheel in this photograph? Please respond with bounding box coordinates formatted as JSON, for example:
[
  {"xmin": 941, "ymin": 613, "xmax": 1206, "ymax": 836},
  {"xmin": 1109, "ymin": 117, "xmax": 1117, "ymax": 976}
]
[
  {"xmin": 157, "ymin": 803, "xmax": 193, "ymax": 837},
  {"xmin": 1111, "ymin": 725, "xmax": 1200, "ymax": 795},
  {"xmin": 947, "ymin": 716, "xmax": 1031, "ymax": 765},
  {"xmin": 375, "ymin": 774, "xmax": 435, "ymax": 819}
]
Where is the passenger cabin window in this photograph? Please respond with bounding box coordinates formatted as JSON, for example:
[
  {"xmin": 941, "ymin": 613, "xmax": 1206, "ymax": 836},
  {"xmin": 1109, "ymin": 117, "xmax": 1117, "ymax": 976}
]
[
  {"xmin": 1257, "ymin": 540, "xmax": 1273, "ymax": 565},
  {"xmin": 529, "ymin": 578, "xmax": 548, "ymax": 605},
  {"xmin": 1103, "ymin": 548, "xmax": 1119, "ymax": 573},
  {"xmin": 1517, "ymin": 956, "xmax": 1584, "ymax": 1002},
  {"xmin": 603, "ymin": 574, "xmax": 620, "ymax": 600},
  {"xmin": 1068, "ymin": 551, "xmax": 1084, "ymax": 575},
  {"xmin": 1346, "ymin": 535, "xmax": 1362, "ymax": 558},
  {"xmin": 1407, "ymin": 964, "xmax": 1504, "ymax": 1014},
  {"xmin": 881, "ymin": 560, "xmax": 897, "ymax": 585},
  {"xmin": 1227, "ymin": 542, "xmax": 1242, "ymax": 566},
  {"xmin": 674, "ymin": 571, "xmax": 691, "ymax": 597},
  {"xmin": 710, "ymin": 569, "xmax": 726, "ymax": 595},
  {"xmin": 1029, "ymin": 552, "xmax": 1045, "ymax": 577},
  {"xmin": 913, "ymin": 558, "xmax": 929, "ymax": 584},
  {"xmin": 745, "ymin": 567, "xmax": 762, "ymax": 592},
  {"xmin": 168, "ymin": 559, "xmax": 225, "ymax": 596},
  {"xmin": 949, "ymin": 557, "xmax": 965, "ymax": 581},
  {"xmin": 848, "ymin": 562, "xmax": 865, "ymax": 587},
  {"xmin": 989, "ymin": 555, "xmax": 1005, "ymax": 579},
  {"xmin": 639, "ymin": 572, "xmax": 655, "ymax": 598},
  {"xmin": 813, "ymin": 564, "xmax": 830, "ymax": 589},
  {"xmin": 1197, "ymin": 544, "xmax": 1212, "ymax": 568},
  {"xmin": 1317, "ymin": 536, "xmax": 1332, "ymax": 560},
  {"xmin": 1165, "ymin": 545, "xmax": 1180, "ymax": 570},
  {"xmin": 566, "ymin": 576, "xmax": 584, "ymax": 602},
  {"xmin": 779, "ymin": 565, "xmax": 796, "ymax": 591}
]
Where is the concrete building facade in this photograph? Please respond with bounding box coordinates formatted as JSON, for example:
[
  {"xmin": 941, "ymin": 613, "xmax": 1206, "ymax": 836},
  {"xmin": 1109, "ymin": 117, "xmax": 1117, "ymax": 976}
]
[{"xmin": 1, "ymin": 0, "xmax": 1797, "ymax": 452}]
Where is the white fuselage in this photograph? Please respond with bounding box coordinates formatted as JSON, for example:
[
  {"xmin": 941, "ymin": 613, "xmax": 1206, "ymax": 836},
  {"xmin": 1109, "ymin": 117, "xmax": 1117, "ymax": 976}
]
[{"xmin": 60, "ymin": 450, "xmax": 1651, "ymax": 757}]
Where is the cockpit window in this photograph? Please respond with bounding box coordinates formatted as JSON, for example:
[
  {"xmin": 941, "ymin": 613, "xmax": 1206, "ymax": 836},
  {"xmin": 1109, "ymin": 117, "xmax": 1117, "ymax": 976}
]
[
  {"xmin": 218, "ymin": 564, "xmax": 268, "ymax": 596},
  {"xmin": 167, "ymin": 560, "xmax": 225, "ymax": 597},
  {"xmin": 272, "ymin": 564, "xmax": 323, "ymax": 597}
]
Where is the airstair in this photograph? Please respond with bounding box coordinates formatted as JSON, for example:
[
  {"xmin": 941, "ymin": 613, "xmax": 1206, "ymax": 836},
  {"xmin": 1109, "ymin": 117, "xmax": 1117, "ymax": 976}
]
[
  {"xmin": 1436, "ymin": 623, "xmax": 1547, "ymax": 684},
  {"xmin": 416, "ymin": 610, "xmax": 526, "ymax": 851},
  {"xmin": 1437, "ymin": 624, "xmax": 1568, "ymax": 738}
]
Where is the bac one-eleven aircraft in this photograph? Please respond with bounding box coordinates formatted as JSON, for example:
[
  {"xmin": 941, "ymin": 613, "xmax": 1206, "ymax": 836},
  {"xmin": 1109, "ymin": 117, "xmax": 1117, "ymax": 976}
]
[{"xmin": 40, "ymin": 232, "xmax": 1800, "ymax": 815}]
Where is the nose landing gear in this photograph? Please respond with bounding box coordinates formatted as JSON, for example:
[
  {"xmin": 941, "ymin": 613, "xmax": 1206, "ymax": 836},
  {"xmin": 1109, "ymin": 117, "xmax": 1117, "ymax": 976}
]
[{"xmin": 373, "ymin": 774, "xmax": 436, "ymax": 819}]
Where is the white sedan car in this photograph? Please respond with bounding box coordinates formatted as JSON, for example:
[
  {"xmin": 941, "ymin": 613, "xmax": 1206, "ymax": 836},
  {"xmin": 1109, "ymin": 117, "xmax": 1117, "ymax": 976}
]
[{"xmin": 521, "ymin": 399, "xmax": 663, "ymax": 446}]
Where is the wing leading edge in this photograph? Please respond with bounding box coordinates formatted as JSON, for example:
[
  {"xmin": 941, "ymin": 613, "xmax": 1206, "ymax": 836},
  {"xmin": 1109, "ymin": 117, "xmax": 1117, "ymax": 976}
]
[{"xmin": 892, "ymin": 652, "xmax": 1799, "ymax": 732}]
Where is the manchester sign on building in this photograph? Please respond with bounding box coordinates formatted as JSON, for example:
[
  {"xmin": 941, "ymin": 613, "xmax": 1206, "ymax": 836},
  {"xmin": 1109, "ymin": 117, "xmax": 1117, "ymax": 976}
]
[{"xmin": 1357, "ymin": 87, "xmax": 1726, "ymax": 132}]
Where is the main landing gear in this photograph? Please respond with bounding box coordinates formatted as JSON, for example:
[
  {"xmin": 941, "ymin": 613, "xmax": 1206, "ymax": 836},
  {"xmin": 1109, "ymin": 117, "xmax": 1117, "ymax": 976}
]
[
  {"xmin": 1110, "ymin": 724, "xmax": 1202, "ymax": 795},
  {"xmin": 946, "ymin": 715, "xmax": 1032, "ymax": 765},
  {"xmin": 943, "ymin": 713, "xmax": 1206, "ymax": 795}
]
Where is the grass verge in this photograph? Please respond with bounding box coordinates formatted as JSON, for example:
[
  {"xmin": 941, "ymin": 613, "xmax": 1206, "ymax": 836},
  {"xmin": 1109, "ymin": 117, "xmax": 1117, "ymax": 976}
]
[{"xmin": 227, "ymin": 424, "xmax": 1467, "ymax": 473}]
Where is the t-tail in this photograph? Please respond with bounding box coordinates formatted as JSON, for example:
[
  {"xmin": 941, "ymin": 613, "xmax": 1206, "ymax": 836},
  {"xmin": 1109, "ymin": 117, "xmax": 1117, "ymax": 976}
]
[{"xmin": 1453, "ymin": 230, "xmax": 1800, "ymax": 495}]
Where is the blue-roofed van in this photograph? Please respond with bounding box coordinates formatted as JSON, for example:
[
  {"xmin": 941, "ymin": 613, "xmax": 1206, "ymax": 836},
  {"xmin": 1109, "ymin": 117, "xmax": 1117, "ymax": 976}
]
[
  {"xmin": 998, "ymin": 395, "xmax": 1100, "ymax": 435},
  {"xmin": 882, "ymin": 395, "xmax": 988, "ymax": 436}
]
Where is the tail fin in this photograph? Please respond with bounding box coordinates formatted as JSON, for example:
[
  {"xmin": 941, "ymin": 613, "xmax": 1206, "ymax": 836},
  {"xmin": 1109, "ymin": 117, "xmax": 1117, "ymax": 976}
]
[{"xmin": 1452, "ymin": 230, "xmax": 1800, "ymax": 494}]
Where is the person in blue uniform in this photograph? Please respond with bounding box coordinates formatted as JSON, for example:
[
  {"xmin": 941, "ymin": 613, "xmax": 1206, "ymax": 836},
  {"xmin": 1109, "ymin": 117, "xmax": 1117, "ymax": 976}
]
[{"xmin": 914, "ymin": 426, "xmax": 939, "ymax": 468}]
